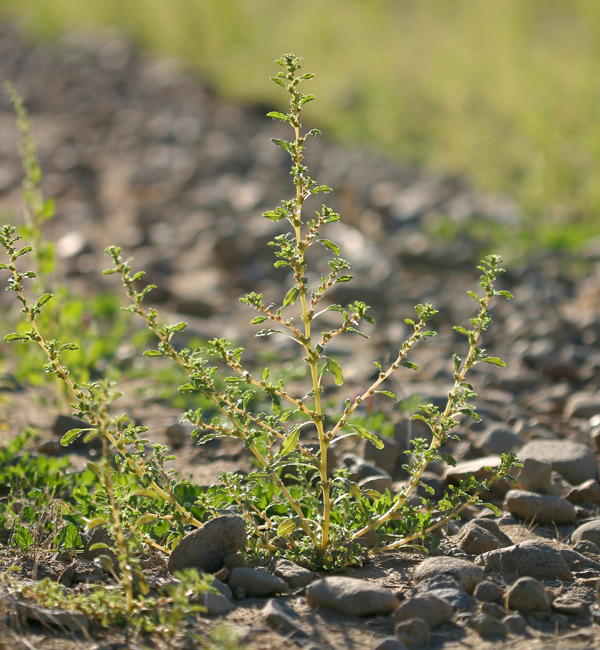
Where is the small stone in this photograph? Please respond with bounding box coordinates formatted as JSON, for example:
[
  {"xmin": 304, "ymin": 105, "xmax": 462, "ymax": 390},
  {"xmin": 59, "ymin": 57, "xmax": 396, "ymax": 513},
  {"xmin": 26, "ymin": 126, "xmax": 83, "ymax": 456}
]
[
  {"xmin": 411, "ymin": 575, "xmax": 472, "ymax": 609},
  {"xmin": 455, "ymin": 520, "xmax": 512, "ymax": 555},
  {"xmin": 481, "ymin": 602, "xmax": 505, "ymax": 619},
  {"xmin": 476, "ymin": 426, "xmax": 523, "ymax": 455},
  {"xmin": 559, "ymin": 547, "xmax": 600, "ymax": 571},
  {"xmin": 550, "ymin": 471, "xmax": 573, "ymax": 498},
  {"xmin": 477, "ymin": 540, "xmax": 572, "ymax": 581},
  {"xmin": 517, "ymin": 440, "xmax": 598, "ymax": 485},
  {"xmin": 564, "ymin": 392, "xmax": 600, "ymax": 420},
  {"xmin": 168, "ymin": 515, "xmax": 246, "ymax": 574},
  {"xmin": 573, "ymin": 540, "xmax": 600, "ymax": 555},
  {"xmin": 391, "ymin": 594, "xmax": 453, "ymax": 628},
  {"xmin": 306, "ymin": 577, "xmax": 400, "ymax": 617},
  {"xmin": 507, "ymin": 577, "xmax": 550, "ymax": 614},
  {"xmin": 362, "ymin": 437, "xmax": 399, "ymax": 477},
  {"xmin": 503, "ymin": 613, "xmax": 526, "ymax": 634},
  {"xmin": 567, "ymin": 479, "xmax": 600, "ymax": 505},
  {"xmin": 552, "ymin": 596, "xmax": 588, "ymax": 616},
  {"xmin": 474, "ymin": 613, "xmax": 507, "ymax": 638},
  {"xmin": 82, "ymin": 527, "xmax": 116, "ymax": 562},
  {"xmin": 273, "ymin": 559, "xmax": 316, "ymax": 589},
  {"xmin": 372, "ymin": 638, "xmax": 408, "ymax": 650},
  {"xmin": 474, "ymin": 581, "xmax": 504, "ymax": 603},
  {"xmin": 414, "ymin": 557, "xmax": 485, "ymax": 594},
  {"xmin": 504, "ymin": 489, "xmax": 576, "ymax": 525},
  {"xmin": 165, "ymin": 423, "xmax": 187, "ymax": 448},
  {"xmin": 199, "ymin": 589, "xmax": 235, "ymax": 616},
  {"xmin": 224, "ymin": 553, "xmax": 247, "ymax": 570},
  {"xmin": 572, "ymin": 519, "xmax": 600, "ymax": 546},
  {"xmin": 227, "ymin": 568, "xmax": 289, "ymax": 598},
  {"xmin": 549, "ymin": 613, "xmax": 570, "ymax": 629},
  {"xmin": 12, "ymin": 600, "xmax": 88, "ymax": 632},
  {"xmin": 358, "ymin": 474, "xmax": 394, "ymax": 494},
  {"xmin": 515, "ymin": 458, "xmax": 553, "ymax": 494},
  {"xmin": 394, "ymin": 618, "xmax": 430, "ymax": 649},
  {"xmin": 262, "ymin": 599, "xmax": 309, "ymax": 637}
]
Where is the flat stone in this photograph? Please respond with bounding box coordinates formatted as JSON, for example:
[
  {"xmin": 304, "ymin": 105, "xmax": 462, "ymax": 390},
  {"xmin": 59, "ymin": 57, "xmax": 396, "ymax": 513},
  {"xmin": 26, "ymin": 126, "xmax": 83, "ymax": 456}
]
[
  {"xmin": 504, "ymin": 489, "xmax": 576, "ymax": 524},
  {"xmin": 455, "ymin": 520, "xmax": 512, "ymax": 555},
  {"xmin": 566, "ymin": 479, "xmax": 600, "ymax": 505},
  {"xmin": 199, "ymin": 590, "xmax": 235, "ymax": 616},
  {"xmin": 516, "ymin": 458, "xmax": 553, "ymax": 494},
  {"xmin": 474, "ymin": 613, "xmax": 507, "ymax": 639},
  {"xmin": 11, "ymin": 600, "xmax": 89, "ymax": 632},
  {"xmin": 564, "ymin": 393, "xmax": 600, "ymax": 420},
  {"xmin": 507, "ymin": 577, "xmax": 550, "ymax": 614},
  {"xmin": 362, "ymin": 437, "xmax": 399, "ymax": 477},
  {"xmin": 227, "ymin": 567, "xmax": 289, "ymax": 598},
  {"xmin": 414, "ymin": 557, "xmax": 484, "ymax": 594},
  {"xmin": 503, "ymin": 613, "xmax": 526, "ymax": 634},
  {"xmin": 391, "ymin": 594, "xmax": 453, "ymax": 628},
  {"xmin": 262, "ymin": 599, "xmax": 310, "ymax": 637},
  {"xmin": 359, "ymin": 474, "xmax": 394, "ymax": 493},
  {"xmin": 168, "ymin": 515, "xmax": 246, "ymax": 574},
  {"xmin": 372, "ymin": 638, "xmax": 408, "ymax": 650},
  {"xmin": 306, "ymin": 577, "xmax": 400, "ymax": 617},
  {"xmin": 273, "ymin": 559, "xmax": 316, "ymax": 589},
  {"xmin": 476, "ymin": 426, "xmax": 523, "ymax": 455},
  {"xmin": 572, "ymin": 519, "xmax": 600, "ymax": 546},
  {"xmin": 394, "ymin": 617, "xmax": 430, "ymax": 649},
  {"xmin": 411, "ymin": 575, "xmax": 472, "ymax": 609},
  {"xmin": 552, "ymin": 596, "xmax": 588, "ymax": 616},
  {"xmin": 517, "ymin": 440, "xmax": 598, "ymax": 485},
  {"xmin": 477, "ymin": 540, "xmax": 572, "ymax": 581}
]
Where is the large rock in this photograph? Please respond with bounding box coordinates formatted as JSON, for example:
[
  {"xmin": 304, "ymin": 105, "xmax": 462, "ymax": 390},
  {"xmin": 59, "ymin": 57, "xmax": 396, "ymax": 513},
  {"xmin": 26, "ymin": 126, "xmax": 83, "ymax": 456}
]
[
  {"xmin": 477, "ymin": 540, "xmax": 572, "ymax": 581},
  {"xmin": 391, "ymin": 594, "xmax": 453, "ymax": 628},
  {"xmin": 455, "ymin": 520, "xmax": 512, "ymax": 555},
  {"xmin": 475, "ymin": 426, "xmax": 523, "ymax": 455},
  {"xmin": 504, "ymin": 489, "xmax": 576, "ymax": 525},
  {"xmin": 517, "ymin": 440, "xmax": 598, "ymax": 485},
  {"xmin": 413, "ymin": 557, "xmax": 484, "ymax": 594},
  {"xmin": 306, "ymin": 577, "xmax": 400, "ymax": 617},
  {"xmin": 168, "ymin": 515, "xmax": 246, "ymax": 574},
  {"xmin": 571, "ymin": 519, "xmax": 600, "ymax": 546},
  {"xmin": 507, "ymin": 577, "xmax": 550, "ymax": 614}
]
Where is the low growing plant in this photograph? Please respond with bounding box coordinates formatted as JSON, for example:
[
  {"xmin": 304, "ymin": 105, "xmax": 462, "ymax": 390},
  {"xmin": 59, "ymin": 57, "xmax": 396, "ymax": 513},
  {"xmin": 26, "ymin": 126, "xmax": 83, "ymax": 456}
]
[{"xmin": 1, "ymin": 54, "xmax": 519, "ymax": 576}]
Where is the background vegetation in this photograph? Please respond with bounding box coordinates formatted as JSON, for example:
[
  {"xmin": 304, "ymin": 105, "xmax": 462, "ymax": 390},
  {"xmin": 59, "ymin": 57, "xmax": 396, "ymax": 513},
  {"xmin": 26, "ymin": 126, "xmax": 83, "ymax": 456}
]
[{"xmin": 1, "ymin": 0, "xmax": 600, "ymax": 248}]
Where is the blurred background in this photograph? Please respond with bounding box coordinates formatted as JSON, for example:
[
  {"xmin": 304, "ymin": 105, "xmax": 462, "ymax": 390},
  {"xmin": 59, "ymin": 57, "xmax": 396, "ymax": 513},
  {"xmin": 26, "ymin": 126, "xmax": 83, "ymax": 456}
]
[{"xmin": 0, "ymin": 0, "xmax": 600, "ymax": 250}]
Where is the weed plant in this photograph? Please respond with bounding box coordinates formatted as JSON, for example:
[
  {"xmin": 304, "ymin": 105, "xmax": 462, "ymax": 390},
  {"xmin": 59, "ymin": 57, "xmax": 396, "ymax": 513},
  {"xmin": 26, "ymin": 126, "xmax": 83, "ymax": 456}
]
[{"xmin": 0, "ymin": 53, "xmax": 519, "ymax": 626}]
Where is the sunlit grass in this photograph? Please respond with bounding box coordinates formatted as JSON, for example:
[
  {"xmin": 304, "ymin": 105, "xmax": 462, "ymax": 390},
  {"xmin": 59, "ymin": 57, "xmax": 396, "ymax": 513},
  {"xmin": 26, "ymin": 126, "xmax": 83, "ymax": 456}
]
[{"xmin": 2, "ymin": 0, "xmax": 600, "ymax": 248}]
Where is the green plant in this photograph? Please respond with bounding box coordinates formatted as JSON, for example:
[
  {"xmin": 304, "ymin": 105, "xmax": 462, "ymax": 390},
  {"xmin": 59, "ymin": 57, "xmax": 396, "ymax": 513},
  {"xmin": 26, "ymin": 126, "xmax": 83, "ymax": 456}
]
[{"xmin": 104, "ymin": 54, "xmax": 519, "ymax": 567}]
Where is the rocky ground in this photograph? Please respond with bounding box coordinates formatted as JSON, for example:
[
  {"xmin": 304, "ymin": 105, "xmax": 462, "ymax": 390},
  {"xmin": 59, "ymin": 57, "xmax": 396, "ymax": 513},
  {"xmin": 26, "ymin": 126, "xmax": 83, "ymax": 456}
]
[{"xmin": 2, "ymin": 21, "xmax": 600, "ymax": 650}]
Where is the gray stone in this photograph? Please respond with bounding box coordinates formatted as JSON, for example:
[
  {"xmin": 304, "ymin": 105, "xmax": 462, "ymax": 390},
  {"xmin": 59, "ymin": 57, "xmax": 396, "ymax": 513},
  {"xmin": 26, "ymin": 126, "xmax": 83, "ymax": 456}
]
[
  {"xmin": 394, "ymin": 618, "xmax": 430, "ymax": 649},
  {"xmin": 476, "ymin": 426, "xmax": 523, "ymax": 455},
  {"xmin": 306, "ymin": 577, "xmax": 400, "ymax": 617},
  {"xmin": 373, "ymin": 638, "xmax": 408, "ymax": 650},
  {"xmin": 564, "ymin": 393, "xmax": 600, "ymax": 420},
  {"xmin": 507, "ymin": 577, "xmax": 550, "ymax": 614},
  {"xmin": 503, "ymin": 613, "xmax": 526, "ymax": 634},
  {"xmin": 391, "ymin": 594, "xmax": 453, "ymax": 628},
  {"xmin": 363, "ymin": 437, "xmax": 399, "ymax": 477},
  {"xmin": 168, "ymin": 515, "xmax": 246, "ymax": 574},
  {"xmin": 411, "ymin": 575, "xmax": 472, "ymax": 609},
  {"xmin": 517, "ymin": 440, "xmax": 598, "ymax": 485},
  {"xmin": 473, "ymin": 580, "xmax": 504, "ymax": 603},
  {"xmin": 262, "ymin": 599, "xmax": 309, "ymax": 637},
  {"xmin": 273, "ymin": 559, "xmax": 316, "ymax": 589},
  {"xmin": 559, "ymin": 547, "xmax": 600, "ymax": 571},
  {"xmin": 227, "ymin": 568, "xmax": 289, "ymax": 598},
  {"xmin": 11, "ymin": 600, "xmax": 89, "ymax": 632},
  {"xmin": 82, "ymin": 528, "xmax": 116, "ymax": 562},
  {"xmin": 474, "ymin": 613, "xmax": 507, "ymax": 638},
  {"xmin": 567, "ymin": 479, "xmax": 600, "ymax": 505},
  {"xmin": 571, "ymin": 519, "xmax": 600, "ymax": 546},
  {"xmin": 552, "ymin": 596, "xmax": 588, "ymax": 616},
  {"xmin": 504, "ymin": 489, "xmax": 576, "ymax": 525},
  {"xmin": 165, "ymin": 422, "xmax": 187, "ymax": 448},
  {"xmin": 477, "ymin": 540, "xmax": 572, "ymax": 581},
  {"xmin": 516, "ymin": 458, "xmax": 553, "ymax": 494},
  {"xmin": 199, "ymin": 590, "xmax": 235, "ymax": 616},
  {"xmin": 224, "ymin": 552, "xmax": 247, "ymax": 570},
  {"xmin": 455, "ymin": 520, "xmax": 512, "ymax": 555},
  {"xmin": 359, "ymin": 474, "xmax": 394, "ymax": 494},
  {"xmin": 414, "ymin": 557, "xmax": 484, "ymax": 594}
]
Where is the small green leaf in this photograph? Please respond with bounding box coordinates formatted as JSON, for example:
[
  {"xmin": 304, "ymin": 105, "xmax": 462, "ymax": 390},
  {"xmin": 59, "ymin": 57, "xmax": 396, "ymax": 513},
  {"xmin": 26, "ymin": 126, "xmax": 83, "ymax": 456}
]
[
  {"xmin": 483, "ymin": 357, "xmax": 506, "ymax": 367},
  {"xmin": 35, "ymin": 293, "xmax": 53, "ymax": 309},
  {"xmin": 375, "ymin": 391, "xmax": 397, "ymax": 401},
  {"xmin": 348, "ymin": 424, "xmax": 384, "ymax": 449},
  {"xmin": 86, "ymin": 517, "xmax": 109, "ymax": 530},
  {"xmin": 135, "ymin": 514, "xmax": 158, "ymax": 527},
  {"xmin": 277, "ymin": 519, "xmax": 297, "ymax": 537},
  {"xmin": 401, "ymin": 361, "xmax": 418, "ymax": 371},
  {"xmin": 15, "ymin": 246, "xmax": 32, "ymax": 258},
  {"xmin": 283, "ymin": 287, "xmax": 300, "ymax": 307},
  {"xmin": 4, "ymin": 333, "xmax": 28, "ymax": 343},
  {"xmin": 267, "ymin": 111, "xmax": 290, "ymax": 122},
  {"xmin": 280, "ymin": 428, "xmax": 301, "ymax": 457},
  {"xmin": 319, "ymin": 239, "xmax": 340, "ymax": 255},
  {"xmin": 60, "ymin": 428, "xmax": 89, "ymax": 446},
  {"xmin": 144, "ymin": 350, "xmax": 163, "ymax": 357},
  {"xmin": 178, "ymin": 383, "xmax": 197, "ymax": 393},
  {"xmin": 251, "ymin": 316, "xmax": 268, "ymax": 324},
  {"xmin": 325, "ymin": 357, "xmax": 344, "ymax": 386}
]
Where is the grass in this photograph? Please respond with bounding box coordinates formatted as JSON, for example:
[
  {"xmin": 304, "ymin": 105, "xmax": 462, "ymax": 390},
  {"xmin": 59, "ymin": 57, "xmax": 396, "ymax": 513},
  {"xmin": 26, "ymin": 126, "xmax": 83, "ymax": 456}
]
[{"xmin": 1, "ymin": 0, "xmax": 600, "ymax": 248}]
